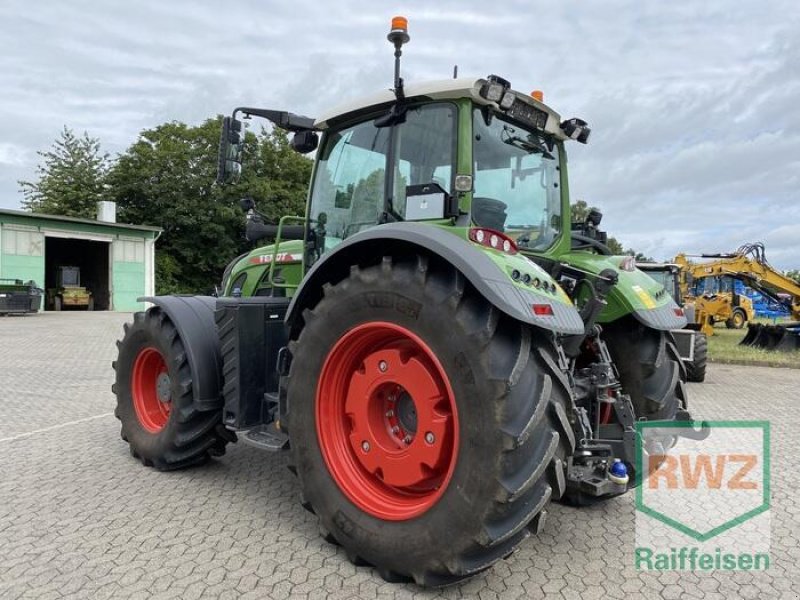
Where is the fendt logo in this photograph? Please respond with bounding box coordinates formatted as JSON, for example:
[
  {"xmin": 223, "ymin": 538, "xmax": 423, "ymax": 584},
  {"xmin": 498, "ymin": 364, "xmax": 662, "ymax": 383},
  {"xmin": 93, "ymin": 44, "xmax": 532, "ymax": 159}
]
[{"xmin": 634, "ymin": 421, "xmax": 770, "ymax": 571}]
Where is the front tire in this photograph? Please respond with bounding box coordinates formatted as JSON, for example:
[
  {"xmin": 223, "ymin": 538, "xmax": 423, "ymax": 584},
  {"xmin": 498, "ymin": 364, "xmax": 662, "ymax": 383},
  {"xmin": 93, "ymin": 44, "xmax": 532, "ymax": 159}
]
[
  {"xmin": 113, "ymin": 308, "xmax": 230, "ymax": 470},
  {"xmin": 287, "ymin": 256, "xmax": 574, "ymax": 586},
  {"xmin": 726, "ymin": 308, "xmax": 746, "ymax": 329}
]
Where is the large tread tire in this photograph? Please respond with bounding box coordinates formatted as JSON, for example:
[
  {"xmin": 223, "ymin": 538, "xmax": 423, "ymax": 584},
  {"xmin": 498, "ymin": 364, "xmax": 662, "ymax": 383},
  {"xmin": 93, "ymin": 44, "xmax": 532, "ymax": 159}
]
[
  {"xmin": 603, "ymin": 318, "xmax": 685, "ymax": 422},
  {"xmin": 685, "ymin": 332, "xmax": 708, "ymax": 383},
  {"xmin": 113, "ymin": 308, "xmax": 230, "ymax": 470},
  {"xmin": 287, "ymin": 256, "xmax": 574, "ymax": 586}
]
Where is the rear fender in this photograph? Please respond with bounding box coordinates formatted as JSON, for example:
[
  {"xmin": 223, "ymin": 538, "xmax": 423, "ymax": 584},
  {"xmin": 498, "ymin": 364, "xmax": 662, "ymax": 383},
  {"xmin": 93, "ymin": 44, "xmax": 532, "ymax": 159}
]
[
  {"xmin": 138, "ymin": 295, "xmax": 222, "ymax": 411},
  {"xmin": 286, "ymin": 223, "xmax": 585, "ymax": 337}
]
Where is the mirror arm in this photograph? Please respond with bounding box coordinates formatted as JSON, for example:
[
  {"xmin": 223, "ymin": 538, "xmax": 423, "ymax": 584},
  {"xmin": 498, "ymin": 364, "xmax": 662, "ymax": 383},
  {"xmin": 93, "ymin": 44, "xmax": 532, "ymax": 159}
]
[{"xmin": 233, "ymin": 107, "xmax": 318, "ymax": 133}]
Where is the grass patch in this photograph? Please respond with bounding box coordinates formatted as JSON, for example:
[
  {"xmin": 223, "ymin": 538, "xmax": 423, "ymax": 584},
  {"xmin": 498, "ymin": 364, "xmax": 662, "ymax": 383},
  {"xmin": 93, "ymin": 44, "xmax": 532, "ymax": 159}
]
[{"xmin": 707, "ymin": 324, "xmax": 800, "ymax": 369}]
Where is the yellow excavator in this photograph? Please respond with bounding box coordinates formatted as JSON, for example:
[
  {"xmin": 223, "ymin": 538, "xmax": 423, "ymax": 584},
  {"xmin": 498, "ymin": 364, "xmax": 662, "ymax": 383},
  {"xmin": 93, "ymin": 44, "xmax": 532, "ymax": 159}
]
[
  {"xmin": 673, "ymin": 255, "xmax": 756, "ymax": 335},
  {"xmin": 674, "ymin": 243, "xmax": 800, "ymax": 351}
]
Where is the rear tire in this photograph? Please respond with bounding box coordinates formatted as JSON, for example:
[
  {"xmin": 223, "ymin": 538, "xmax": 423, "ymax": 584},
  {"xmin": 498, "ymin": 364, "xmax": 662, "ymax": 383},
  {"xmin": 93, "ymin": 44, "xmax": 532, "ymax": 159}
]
[
  {"xmin": 287, "ymin": 256, "xmax": 574, "ymax": 586},
  {"xmin": 726, "ymin": 308, "xmax": 746, "ymax": 329},
  {"xmin": 685, "ymin": 333, "xmax": 707, "ymax": 383},
  {"xmin": 113, "ymin": 308, "xmax": 230, "ymax": 470}
]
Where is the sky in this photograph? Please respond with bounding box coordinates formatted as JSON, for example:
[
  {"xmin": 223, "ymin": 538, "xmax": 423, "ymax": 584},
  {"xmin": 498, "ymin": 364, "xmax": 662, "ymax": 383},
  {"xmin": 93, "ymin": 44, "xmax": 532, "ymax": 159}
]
[{"xmin": 1, "ymin": 1, "xmax": 798, "ymax": 269}]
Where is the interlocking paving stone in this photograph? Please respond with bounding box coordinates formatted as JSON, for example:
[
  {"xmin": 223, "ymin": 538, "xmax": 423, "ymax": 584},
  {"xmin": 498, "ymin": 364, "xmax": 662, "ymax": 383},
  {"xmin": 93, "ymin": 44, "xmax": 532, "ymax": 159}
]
[{"xmin": 0, "ymin": 312, "xmax": 798, "ymax": 598}]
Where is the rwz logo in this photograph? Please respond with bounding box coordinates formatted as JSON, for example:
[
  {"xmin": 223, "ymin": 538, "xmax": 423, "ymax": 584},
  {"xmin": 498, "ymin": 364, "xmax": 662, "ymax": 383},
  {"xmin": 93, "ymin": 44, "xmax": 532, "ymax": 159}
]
[
  {"xmin": 648, "ymin": 453, "xmax": 759, "ymax": 490},
  {"xmin": 635, "ymin": 421, "xmax": 770, "ymax": 544}
]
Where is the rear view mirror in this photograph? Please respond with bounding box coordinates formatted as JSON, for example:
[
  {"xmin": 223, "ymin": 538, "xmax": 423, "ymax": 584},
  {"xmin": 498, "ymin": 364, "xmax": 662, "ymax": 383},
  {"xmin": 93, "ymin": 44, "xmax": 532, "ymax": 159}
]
[
  {"xmin": 217, "ymin": 116, "xmax": 244, "ymax": 184},
  {"xmin": 290, "ymin": 130, "xmax": 319, "ymax": 154}
]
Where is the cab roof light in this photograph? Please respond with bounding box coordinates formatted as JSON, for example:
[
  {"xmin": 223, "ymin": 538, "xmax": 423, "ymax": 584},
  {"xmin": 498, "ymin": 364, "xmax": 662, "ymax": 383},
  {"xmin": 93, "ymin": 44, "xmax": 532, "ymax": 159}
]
[
  {"xmin": 390, "ymin": 16, "xmax": 408, "ymax": 32},
  {"xmin": 530, "ymin": 90, "xmax": 544, "ymax": 102},
  {"xmin": 480, "ymin": 75, "xmax": 511, "ymax": 103}
]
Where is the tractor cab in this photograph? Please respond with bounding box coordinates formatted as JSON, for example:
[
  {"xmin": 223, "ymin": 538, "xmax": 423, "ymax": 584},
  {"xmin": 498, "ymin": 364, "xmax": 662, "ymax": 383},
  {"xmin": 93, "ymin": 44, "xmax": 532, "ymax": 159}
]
[{"xmin": 217, "ymin": 19, "xmax": 591, "ymax": 289}]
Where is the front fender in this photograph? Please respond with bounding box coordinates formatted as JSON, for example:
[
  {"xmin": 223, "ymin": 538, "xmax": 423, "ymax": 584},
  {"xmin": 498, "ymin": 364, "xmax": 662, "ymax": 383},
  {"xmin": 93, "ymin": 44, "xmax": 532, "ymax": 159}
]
[
  {"xmin": 559, "ymin": 253, "xmax": 687, "ymax": 330},
  {"xmin": 286, "ymin": 223, "xmax": 585, "ymax": 336},
  {"xmin": 138, "ymin": 295, "xmax": 222, "ymax": 411}
]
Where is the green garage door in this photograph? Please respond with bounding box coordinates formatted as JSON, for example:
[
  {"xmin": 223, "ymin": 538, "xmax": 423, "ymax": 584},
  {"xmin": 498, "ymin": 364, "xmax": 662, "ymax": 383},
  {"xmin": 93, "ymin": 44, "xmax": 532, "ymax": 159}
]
[{"xmin": 113, "ymin": 239, "xmax": 145, "ymax": 311}]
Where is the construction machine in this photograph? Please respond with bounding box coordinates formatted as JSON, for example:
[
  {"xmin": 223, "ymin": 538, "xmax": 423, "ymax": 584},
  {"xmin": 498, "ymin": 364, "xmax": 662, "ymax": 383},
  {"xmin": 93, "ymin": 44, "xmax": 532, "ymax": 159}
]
[
  {"xmin": 676, "ymin": 243, "xmax": 800, "ymax": 351},
  {"xmin": 112, "ymin": 18, "xmax": 696, "ymax": 585},
  {"xmin": 47, "ymin": 266, "xmax": 93, "ymax": 311}
]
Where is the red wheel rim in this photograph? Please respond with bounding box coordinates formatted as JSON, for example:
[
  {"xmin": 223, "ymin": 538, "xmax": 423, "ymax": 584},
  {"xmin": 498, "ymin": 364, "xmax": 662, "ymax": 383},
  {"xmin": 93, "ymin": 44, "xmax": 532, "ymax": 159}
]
[
  {"xmin": 316, "ymin": 322, "xmax": 459, "ymax": 521},
  {"xmin": 131, "ymin": 347, "xmax": 171, "ymax": 433}
]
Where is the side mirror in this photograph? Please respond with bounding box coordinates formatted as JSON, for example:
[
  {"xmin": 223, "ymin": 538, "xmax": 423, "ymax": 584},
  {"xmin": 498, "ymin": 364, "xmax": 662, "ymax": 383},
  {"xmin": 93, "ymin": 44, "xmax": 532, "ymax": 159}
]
[
  {"xmin": 217, "ymin": 116, "xmax": 244, "ymax": 184},
  {"xmin": 560, "ymin": 118, "xmax": 591, "ymax": 144},
  {"xmin": 290, "ymin": 130, "xmax": 319, "ymax": 154},
  {"xmin": 586, "ymin": 208, "xmax": 603, "ymax": 228},
  {"xmin": 239, "ymin": 197, "xmax": 256, "ymax": 212}
]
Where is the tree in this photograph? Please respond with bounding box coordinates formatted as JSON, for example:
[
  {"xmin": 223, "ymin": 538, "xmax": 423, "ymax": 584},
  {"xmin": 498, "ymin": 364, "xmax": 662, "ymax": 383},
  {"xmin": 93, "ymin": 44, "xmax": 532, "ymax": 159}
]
[
  {"xmin": 19, "ymin": 127, "xmax": 110, "ymax": 218},
  {"xmin": 786, "ymin": 269, "xmax": 800, "ymax": 284},
  {"xmin": 107, "ymin": 118, "xmax": 312, "ymax": 294}
]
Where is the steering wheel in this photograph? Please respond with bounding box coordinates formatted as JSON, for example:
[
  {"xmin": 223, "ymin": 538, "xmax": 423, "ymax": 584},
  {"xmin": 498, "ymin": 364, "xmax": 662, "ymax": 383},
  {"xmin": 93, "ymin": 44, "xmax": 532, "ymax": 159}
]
[{"xmin": 570, "ymin": 232, "xmax": 613, "ymax": 255}]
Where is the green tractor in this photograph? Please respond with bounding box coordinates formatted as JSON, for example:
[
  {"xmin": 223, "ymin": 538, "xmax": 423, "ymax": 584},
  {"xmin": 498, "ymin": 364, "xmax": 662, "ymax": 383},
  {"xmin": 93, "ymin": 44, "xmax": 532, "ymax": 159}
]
[
  {"xmin": 113, "ymin": 18, "xmax": 692, "ymax": 586},
  {"xmin": 48, "ymin": 266, "xmax": 93, "ymax": 311}
]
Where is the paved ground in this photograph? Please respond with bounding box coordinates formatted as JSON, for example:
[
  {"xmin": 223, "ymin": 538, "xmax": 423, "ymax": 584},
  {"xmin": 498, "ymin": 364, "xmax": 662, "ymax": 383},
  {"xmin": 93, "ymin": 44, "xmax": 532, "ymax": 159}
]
[{"xmin": 0, "ymin": 312, "xmax": 798, "ymax": 599}]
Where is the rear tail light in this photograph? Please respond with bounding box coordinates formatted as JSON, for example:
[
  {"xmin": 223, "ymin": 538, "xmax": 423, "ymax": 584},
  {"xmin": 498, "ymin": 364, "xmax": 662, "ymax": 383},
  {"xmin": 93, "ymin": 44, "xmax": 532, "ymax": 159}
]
[
  {"xmin": 674, "ymin": 308, "xmax": 685, "ymax": 317},
  {"xmin": 469, "ymin": 228, "xmax": 518, "ymax": 255},
  {"xmin": 532, "ymin": 304, "xmax": 554, "ymax": 316}
]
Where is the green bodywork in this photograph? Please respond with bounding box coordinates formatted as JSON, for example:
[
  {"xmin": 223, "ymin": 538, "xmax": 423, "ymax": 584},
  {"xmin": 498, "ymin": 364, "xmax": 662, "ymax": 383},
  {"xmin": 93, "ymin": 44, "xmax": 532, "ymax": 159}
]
[
  {"xmin": 221, "ymin": 92, "xmax": 677, "ymax": 330},
  {"xmin": 222, "ymin": 239, "xmax": 305, "ymax": 298},
  {"xmin": 558, "ymin": 252, "xmax": 674, "ymax": 321}
]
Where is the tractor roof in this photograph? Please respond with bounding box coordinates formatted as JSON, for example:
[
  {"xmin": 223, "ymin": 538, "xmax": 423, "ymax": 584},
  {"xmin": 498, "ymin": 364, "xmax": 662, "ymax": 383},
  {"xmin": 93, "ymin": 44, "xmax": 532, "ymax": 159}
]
[{"xmin": 314, "ymin": 77, "xmax": 569, "ymax": 140}]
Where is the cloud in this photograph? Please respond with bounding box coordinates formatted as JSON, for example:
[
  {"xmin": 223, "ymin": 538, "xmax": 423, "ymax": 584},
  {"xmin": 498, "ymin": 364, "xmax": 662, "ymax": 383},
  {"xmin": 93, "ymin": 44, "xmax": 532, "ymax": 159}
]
[{"xmin": 0, "ymin": 0, "xmax": 797, "ymax": 269}]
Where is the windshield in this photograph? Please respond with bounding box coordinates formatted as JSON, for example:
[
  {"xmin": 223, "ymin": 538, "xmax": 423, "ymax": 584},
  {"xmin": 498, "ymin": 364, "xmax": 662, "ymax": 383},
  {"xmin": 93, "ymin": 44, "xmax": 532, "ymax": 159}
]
[{"xmin": 472, "ymin": 108, "xmax": 561, "ymax": 250}]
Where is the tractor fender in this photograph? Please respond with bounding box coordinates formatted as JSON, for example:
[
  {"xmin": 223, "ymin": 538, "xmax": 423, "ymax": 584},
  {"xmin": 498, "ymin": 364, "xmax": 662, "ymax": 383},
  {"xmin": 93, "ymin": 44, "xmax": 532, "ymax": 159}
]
[
  {"xmin": 286, "ymin": 223, "xmax": 585, "ymax": 337},
  {"xmin": 139, "ymin": 295, "xmax": 222, "ymax": 411}
]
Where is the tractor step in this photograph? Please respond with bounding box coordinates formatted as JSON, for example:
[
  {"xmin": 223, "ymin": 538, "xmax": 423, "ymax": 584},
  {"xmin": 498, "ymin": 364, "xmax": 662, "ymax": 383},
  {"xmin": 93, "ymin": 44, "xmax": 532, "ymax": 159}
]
[{"xmin": 241, "ymin": 423, "xmax": 289, "ymax": 452}]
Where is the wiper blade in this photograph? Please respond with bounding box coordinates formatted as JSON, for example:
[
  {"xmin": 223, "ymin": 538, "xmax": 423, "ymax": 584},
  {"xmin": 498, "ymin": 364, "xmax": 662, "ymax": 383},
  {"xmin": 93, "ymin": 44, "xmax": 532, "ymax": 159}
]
[{"xmin": 501, "ymin": 125, "xmax": 553, "ymax": 158}]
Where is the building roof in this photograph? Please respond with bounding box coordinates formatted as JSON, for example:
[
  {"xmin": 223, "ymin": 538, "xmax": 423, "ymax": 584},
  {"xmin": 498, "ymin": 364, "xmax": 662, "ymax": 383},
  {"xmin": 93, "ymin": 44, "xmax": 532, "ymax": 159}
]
[{"xmin": 0, "ymin": 208, "xmax": 162, "ymax": 233}]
